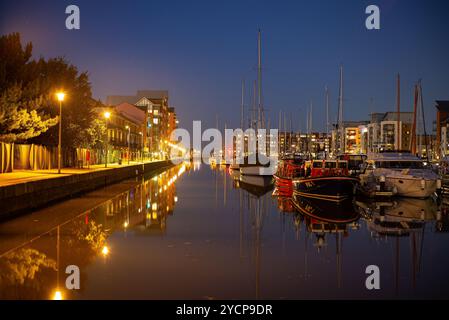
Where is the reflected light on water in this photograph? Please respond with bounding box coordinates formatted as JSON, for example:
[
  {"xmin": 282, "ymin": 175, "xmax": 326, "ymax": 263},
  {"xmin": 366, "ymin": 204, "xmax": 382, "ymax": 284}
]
[
  {"xmin": 4, "ymin": 162, "xmax": 449, "ymax": 299},
  {"xmin": 52, "ymin": 290, "xmax": 63, "ymax": 300}
]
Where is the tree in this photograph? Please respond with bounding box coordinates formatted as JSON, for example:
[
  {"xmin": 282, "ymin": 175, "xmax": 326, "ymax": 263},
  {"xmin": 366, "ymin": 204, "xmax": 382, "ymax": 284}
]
[
  {"xmin": 0, "ymin": 32, "xmax": 106, "ymax": 148},
  {"xmin": 0, "ymin": 85, "xmax": 58, "ymax": 142},
  {"xmin": 0, "ymin": 33, "xmax": 32, "ymax": 91},
  {"xmin": 0, "ymin": 33, "xmax": 59, "ymax": 143},
  {"xmin": 27, "ymin": 57, "xmax": 98, "ymax": 148},
  {"xmin": 85, "ymin": 116, "xmax": 107, "ymax": 149}
]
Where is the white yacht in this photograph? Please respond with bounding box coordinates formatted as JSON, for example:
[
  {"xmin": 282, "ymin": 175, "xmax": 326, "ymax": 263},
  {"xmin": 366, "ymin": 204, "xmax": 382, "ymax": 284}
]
[
  {"xmin": 360, "ymin": 152, "xmax": 441, "ymax": 198},
  {"xmin": 239, "ymin": 154, "xmax": 277, "ymax": 176}
]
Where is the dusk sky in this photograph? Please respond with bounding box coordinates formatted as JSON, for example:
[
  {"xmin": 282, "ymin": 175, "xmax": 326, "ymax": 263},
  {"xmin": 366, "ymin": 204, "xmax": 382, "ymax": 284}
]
[{"xmin": 1, "ymin": 0, "xmax": 449, "ymax": 132}]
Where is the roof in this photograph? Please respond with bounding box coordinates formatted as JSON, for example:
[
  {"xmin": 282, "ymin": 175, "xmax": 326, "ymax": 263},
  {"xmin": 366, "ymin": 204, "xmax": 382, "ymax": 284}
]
[
  {"xmin": 136, "ymin": 90, "xmax": 168, "ymax": 100},
  {"xmin": 382, "ymin": 112, "xmax": 414, "ymax": 123},
  {"xmin": 115, "ymin": 102, "xmax": 146, "ymax": 124},
  {"xmin": 341, "ymin": 120, "xmax": 370, "ymax": 127},
  {"xmin": 106, "ymin": 95, "xmax": 138, "ymax": 106},
  {"xmin": 106, "ymin": 90, "xmax": 169, "ymax": 106},
  {"xmin": 436, "ymin": 100, "xmax": 449, "ymax": 112},
  {"xmin": 367, "ymin": 151, "xmax": 421, "ymax": 161}
]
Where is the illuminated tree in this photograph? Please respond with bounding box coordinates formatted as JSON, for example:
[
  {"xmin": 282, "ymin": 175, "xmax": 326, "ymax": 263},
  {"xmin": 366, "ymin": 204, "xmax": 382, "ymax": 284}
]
[
  {"xmin": 0, "ymin": 33, "xmax": 58, "ymax": 142},
  {"xmin": 0, "ymin": 85, "xmax": 58, "ymax": 142}
]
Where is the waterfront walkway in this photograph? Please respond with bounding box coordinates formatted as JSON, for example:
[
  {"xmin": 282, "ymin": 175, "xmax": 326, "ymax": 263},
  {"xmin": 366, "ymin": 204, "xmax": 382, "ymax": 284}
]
[
  {"xmin": 0, "ymin": 161, "xmax": 157, "ymax": 187},
  {"xmin": 0, "ymin": 159, "xmax": 176, "ymax": 219}
]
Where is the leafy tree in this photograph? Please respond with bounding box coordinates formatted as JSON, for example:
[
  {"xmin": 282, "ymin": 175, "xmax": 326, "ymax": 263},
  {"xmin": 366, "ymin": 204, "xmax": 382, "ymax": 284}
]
[
  {"xmin": 27, "ymin": 57, "xmax": 97, "ymax": 148},
  {"xmin": 0, "ymin": 85, "xmax": 58, "ymax": 142},
  {"xmin": 85, "ymin": 116, "xmax": 107, "ymax": 149},
  {"xmin": 0, "ymin": 33, "xmax": 59, "ymax": 143},
  {"xmin": 0, "ymin": 32, "xmax": 32, "ymax": 91},
  {"xmin": 0, "ymin": 32, "xmax": 106, "ymax": 148}
]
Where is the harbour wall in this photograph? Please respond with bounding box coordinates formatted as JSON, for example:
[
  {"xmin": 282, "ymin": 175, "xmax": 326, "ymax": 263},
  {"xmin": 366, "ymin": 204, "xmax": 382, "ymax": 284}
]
[{"xmin": 0, "ymin": 160, "xmax": 174, "ymax": 220}]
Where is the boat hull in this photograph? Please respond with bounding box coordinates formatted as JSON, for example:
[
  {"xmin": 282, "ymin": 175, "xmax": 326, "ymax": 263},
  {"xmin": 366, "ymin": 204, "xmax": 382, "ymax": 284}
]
[
  {"xmin": 238, "ymin": 175, "xmax": 274, "ymax": 197},
  {"xmin": 387, "ymin": 176, "xmax": 437, "ymax": 198},
  {"xmin": 360, "ymin": 171, "xmax": 438, "ymax": 198},
  {"xmin": 240, "ymin": 165, "xmax": 276, "ymax": 176},
  {"xmin": 293, "ymin": 176, "xmax": 359, "ymax": 202},
  {"xmin": 274, "ymin": 174, "xmax": 293, "ymax": 196},
  {"xmin": 292, "ymin": 195, "xmax": 359, "ymax": 224}
]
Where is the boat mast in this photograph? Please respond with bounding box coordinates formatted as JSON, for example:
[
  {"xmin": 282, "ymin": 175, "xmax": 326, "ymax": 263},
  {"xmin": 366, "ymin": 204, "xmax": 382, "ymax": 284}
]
[
  {"xmin": 257, "ymin": 29, "xmax": 263, "ymax": 130},
  {"xmin": 309, "ymin": 101, "xmax": 313, "ymax": 156},
  {"xmin": 325, "ymin": 85, "xmax": 329, "ymax": 136},
  {"xmin": 396, "ymin": 74, "xmax": 401, "ymax": 151},
  {"xmin": 284, "ymin": 112, "xmax": 287, "ymax": 154},
  {"xmin": 252, "ymin": 80, "xmax": 257, "ymax": 129},
  {"xmin": 305, "ymin": 108, "xmax": 308, "ymax": 155},
  {"xmin": 418, "ymin": 81, "xmax": 429, "ymax": 161},
  {"xmin": 338, "ymin": 66, "xmax": 344, "ymax": 154},
  {"xmin": 411, "ymin": 84, "xmax": 418, "ymax": 154},
  {"xmin": 290, "ymin": 113, "xmax": 293, "ymax": 154},
  {"xmin": 279, "ymin": 110, "xmax": 282, "ymax": 156},
  {"xmin": 241, "ymin": 80, "xmax": 245, "ymax": 130}
]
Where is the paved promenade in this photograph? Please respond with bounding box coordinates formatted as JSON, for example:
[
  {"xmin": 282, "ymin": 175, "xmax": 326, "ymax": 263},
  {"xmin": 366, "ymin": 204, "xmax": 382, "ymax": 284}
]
[{"xmin": 0, "ymin": 161, "xmax": 156, "ymax": 187}]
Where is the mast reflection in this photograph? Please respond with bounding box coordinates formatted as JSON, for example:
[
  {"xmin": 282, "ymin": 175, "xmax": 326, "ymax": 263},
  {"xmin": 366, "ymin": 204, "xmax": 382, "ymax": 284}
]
[{"xmin": 356, "ymin": 198, "xmax": 438, "ymax": 293}]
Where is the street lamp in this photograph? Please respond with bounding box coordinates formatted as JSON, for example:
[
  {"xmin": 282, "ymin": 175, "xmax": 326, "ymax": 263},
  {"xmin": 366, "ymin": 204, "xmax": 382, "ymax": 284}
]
[
  {"xmin": 104, "ymin": 111, "xmax": 111, "ymax": 168},
  {"xmin": 56, "ymin": 92, "xmax": 65, "ymax": 174},
  {"xmin": 102, "ymin": 245, "xmax": 109, "ymax": 256},
  {"xmin": 139, "ymin": 132, "xmax": 143, "ymax": 163},
  {"xmin": 125, "ymin": 125, "xmax": 130, "ymax": 165}
]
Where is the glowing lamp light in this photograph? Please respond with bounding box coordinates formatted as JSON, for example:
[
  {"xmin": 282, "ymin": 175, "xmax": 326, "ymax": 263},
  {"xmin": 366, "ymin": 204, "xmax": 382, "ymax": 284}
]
[
  {"xmin": 104, "ymin": 111, "xmax": 111, "ymax": 119},
  {"xmin": 101, "ymin": 245, "xmax": 109, "ymax": 256},
  {"xmin": 56, "ymin": 92, "xmax": 65, "ymax": 102},
  {"xmin": 53, "ymin": 290, "xmax": 63, "ymax": 300},
  {"xmin": 123, "ymin": 221, "xmax": 129, "ymax": 228}
]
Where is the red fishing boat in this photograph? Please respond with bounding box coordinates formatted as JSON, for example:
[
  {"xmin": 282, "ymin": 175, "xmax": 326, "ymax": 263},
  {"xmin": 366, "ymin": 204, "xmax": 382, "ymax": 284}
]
[
  {"xmin": 274, "ymin": 155, "xmax": 305, "ymax": 197},
  {"xmin": 292, "ymin": 159, "xmax": 359, "ymax": 202}
]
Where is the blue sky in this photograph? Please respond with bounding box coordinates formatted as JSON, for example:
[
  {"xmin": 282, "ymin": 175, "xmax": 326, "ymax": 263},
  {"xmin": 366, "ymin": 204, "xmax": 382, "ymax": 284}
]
[{"xmin": 1, "ymin": 0, "xmax": 449, "ymax": 132}]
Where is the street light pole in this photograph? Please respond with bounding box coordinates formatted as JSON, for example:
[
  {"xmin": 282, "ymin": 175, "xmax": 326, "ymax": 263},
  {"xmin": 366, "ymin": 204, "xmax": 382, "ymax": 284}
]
[
  {"xmin": 139, "ymin": 132, "xmax": 143, "ymax": 163},
  {"xmin": 126, "ymin": 125, "xmax": 130, "ymax": 165},
  {"xmin": 56, "ymin": 92, "xmax": 65, "ymax": 174},
  {"xmin": 104, "ymin": 111, "xmax": 111, "ymax": 168}
]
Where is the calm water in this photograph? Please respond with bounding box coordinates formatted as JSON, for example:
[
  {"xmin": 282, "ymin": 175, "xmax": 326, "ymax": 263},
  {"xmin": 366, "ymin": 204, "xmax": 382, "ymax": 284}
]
[{"xmin": 1, "ymin": 161, "xmax": 449, "ymax": 300}]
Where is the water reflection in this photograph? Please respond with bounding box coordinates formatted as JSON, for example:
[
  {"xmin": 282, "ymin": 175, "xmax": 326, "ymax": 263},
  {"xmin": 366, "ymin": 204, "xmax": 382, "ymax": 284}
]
[
  {"xmin": 0, "ymin": 164, "xmax": 187, "ymax": 299},
  {"xmin": 1, "ymin": 162, "xmax": 449, "ymax": 299},
  {"xmin": 271, "ymin": 181, "xmax": 446, "ymax": 297},
  {"xmin": 231, "ymin": 170, "xmax": 272, "ymax": 299},
  {"xmin": 355, "ymin": 198, "xmax": 440, "ymax": 293}
]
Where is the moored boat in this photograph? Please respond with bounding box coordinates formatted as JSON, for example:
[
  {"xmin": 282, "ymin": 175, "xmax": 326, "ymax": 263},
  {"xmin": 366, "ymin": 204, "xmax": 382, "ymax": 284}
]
[
  {"xmin": 337, "ymin": 153, "xmax": 367, "ymax": 175},
  {"xmin": 359, "ymin": 151, "xmax": 441, "ymax": 198},
  {"xmin": 273, "ymin": 155, "xmax": 304, "ymax": 197},
  {"xmin": 292, "ymin": 159, "xmax": 359, "ymax": 202}
]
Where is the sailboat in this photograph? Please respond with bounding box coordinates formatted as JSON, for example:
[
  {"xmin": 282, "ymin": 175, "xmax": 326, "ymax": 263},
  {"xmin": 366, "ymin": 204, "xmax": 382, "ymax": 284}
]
[{"xmin": 239, "ymin": 29, "xmax": 277, "ymax": 178}]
